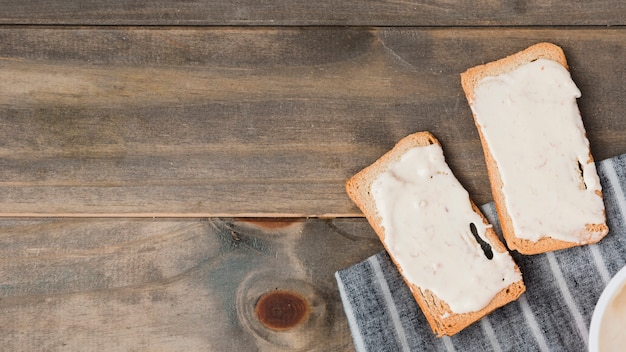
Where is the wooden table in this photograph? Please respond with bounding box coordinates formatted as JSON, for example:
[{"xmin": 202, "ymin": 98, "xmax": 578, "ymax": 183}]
[{"xmin": 1, "ymin": 1, "xmax": 624, "ymax": 350}]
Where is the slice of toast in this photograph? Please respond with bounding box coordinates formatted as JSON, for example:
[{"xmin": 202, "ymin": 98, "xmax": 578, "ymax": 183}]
[
  {"xmin": 346, "ymin": 131, "xmax": 525, "ymax": 336},
  {"xmin": 461, "ymin": 43, "xmax": 608, "ymax": 255}
]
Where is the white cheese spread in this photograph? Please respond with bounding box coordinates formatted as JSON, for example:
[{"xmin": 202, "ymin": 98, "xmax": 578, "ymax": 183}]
[
  {"xmin": 471, "ymin": 59, "xmax": 605, "ymax": 243},
  {"xmin": 371, "ymin": 144, "xmax": 521, "ymax": 314}
]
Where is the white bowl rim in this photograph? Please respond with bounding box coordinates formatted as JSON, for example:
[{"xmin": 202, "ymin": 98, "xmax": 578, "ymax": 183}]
[{"xmin": 589, "ymin": 264, "xmax": 626, "ymax": 352}]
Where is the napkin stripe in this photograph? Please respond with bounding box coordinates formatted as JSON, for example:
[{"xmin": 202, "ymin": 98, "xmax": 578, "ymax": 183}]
[
  {"xmin": 518, "ymin": 294, "xmax": 550, "ymax": 352},
  {"xmin": 334, "ymin": 272, "xmax": 367, "ymax": 352},
  {"xmin": 480, "ymin": 318, "xmax": 502, "ymax": 352},
  {"xmin": 368, "ymin": 255, "xmax": 411, "ymax": 352},
  {"xmin": 442, "ymin": 336, "xmax": 456, "ymax": 352},
  {"xmin": 600, "ymin": 157, "xmax": 626, "ymax": 221},
  {"xmin": 589, "ymin": 244, "xmax": 611, "ymax": 284},
  {"xmin": 546, "ymin": 251, "xmax": 589, "ymax": 346},
  {"xmin": 597, "ymin": 157, "xmax": 626, "ymax": 271}
]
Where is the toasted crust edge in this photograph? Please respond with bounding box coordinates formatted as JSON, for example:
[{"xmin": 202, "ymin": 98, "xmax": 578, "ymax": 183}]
[
  {"xmin": 346, "ymin": 131, "xmax": 525, "ymax": 336},
  {"xmin": 460, "ymin": 42, "xmax": 609, "ymax": 255},
  {"xmin": 461, "ymin": 42, "xmax": 568, "ymax": 104}
]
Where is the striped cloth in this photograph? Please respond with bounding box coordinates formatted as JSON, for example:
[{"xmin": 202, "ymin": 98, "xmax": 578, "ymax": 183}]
[{"xmin": 335, "ymin": 154, "xmax": 626, "ymax": 352}]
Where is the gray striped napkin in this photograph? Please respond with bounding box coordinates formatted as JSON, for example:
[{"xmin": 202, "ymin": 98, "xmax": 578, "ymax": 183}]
[{"xmin": 335, "ymin": 154, "xmax": 626, "ymax": 352}]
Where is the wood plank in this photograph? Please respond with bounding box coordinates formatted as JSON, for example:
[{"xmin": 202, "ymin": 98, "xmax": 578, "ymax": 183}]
[
  {"xmin": 0, "ymin": 1, "xmax": 624, "ymax": 26},
  {"xmin": 1, "ymin": 27, "xmax": 625, "ymax": 216},
  {"xmin": 0, "ymin": 217, "xmax": 383, "ymax": 350}
]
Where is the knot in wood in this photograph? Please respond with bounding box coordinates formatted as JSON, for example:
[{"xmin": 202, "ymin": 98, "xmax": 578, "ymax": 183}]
[{"xmin": 254, "ymin": 290, "xmax": 309, "ymax": 330}]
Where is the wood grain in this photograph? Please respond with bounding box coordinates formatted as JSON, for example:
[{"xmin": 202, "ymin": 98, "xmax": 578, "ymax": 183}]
[
  {"xmin": 1, "ymin": 27, "xmax": 625, "ymax": 216},
  {"xmin": 0, "ymin": 217, "xmax": 383, "ymax": 351},
  {"xmin": 0, "ymin": 0, "xmax": 624, "ymax": 26}
]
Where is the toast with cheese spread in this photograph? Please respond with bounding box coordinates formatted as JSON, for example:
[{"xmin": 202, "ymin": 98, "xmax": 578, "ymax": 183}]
[
  {"xmin": 461, "ymin": 43, "xmax": 608, "ymax": 255},
  {"xmin": 346, "ymin": 131, "xmax": 525, "ymax": 336}
]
